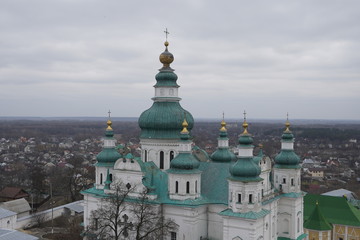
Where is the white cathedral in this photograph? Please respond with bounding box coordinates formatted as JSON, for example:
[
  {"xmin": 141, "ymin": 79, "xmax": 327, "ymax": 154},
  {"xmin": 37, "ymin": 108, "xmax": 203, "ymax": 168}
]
[{"xmin": 82, "ymin": 40, "xmax": 306, "ymax": 240}]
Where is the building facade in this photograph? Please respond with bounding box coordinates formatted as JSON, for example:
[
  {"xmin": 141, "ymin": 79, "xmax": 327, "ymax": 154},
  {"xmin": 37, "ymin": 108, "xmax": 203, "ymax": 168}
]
[{"xmin": 82, "ymin": 40, "xmax": 306, "ymax": 240}]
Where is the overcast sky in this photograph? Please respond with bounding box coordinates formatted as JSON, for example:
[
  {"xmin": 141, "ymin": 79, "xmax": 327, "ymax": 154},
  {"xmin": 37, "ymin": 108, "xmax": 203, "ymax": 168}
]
[{"xmin": 1, "ymin": 0, "xmax": 359, "ymax": 120}]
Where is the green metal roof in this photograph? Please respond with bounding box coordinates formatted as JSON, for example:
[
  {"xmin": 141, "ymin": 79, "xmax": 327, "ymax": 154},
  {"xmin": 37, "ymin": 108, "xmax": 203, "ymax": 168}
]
[
  {"xmin": 219, "ymin": 208, "xmax": 270, "ymax": 220},
  {"xmin": 138, "ymin": 102, "xmax": 194, "ymax": 139},
  {"xmin": 210, "ymin": 148, "xmax": 236, "ymax": 162},
  {"xmin": 303, "ymin": 203, "xmax": 332, "ymax": 230},
  {"xmin": 304, "ymin": 194, "xmax": 360, "ymax": 227},
  {"xmin": 282, "ymin": 131, "xmax": 294, "ymax": 140},
  {"xmin": 96, "ymin": 148, "xmax": 122, "ymax": 163},
  {"xmin": 229, "ymin": 157, "xmax": 262, "ymax": 182},
  {"xmin": 238, "ymin": 134, "xmax": 253, "ymax": 145},
  {"xmin": 275, "ymin": 149, "xmax": 300, "ymax": 166},
  {"xmin": 154, "ymin": 71, "xmax": 179, "ymax": 87},
  {"xmin": 95, "ymin": 162, "xmax": 116, "ymax": 167}
]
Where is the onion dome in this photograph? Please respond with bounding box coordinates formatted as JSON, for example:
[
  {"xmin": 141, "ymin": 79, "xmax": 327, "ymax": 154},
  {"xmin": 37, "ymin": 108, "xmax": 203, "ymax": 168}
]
[
  {"xmin": 253, "ymin": 144, "xmax": 263, "ymax": 165},
  {"xmin": 168, "ymin": 120, "xmax": 200, "ymax": 172},
  {"xmin": 229, "ymin": 157, "xmax": 262, "ymax": 182},
  {"xmin": 96, "ymin": 117, "xmax": 122, "ymax": 164},
  {"xmin": 138, "ymin": 41, "xmax": 194, "ymax": 139},
  {"xmin": 274, "ymin": 119, "xmax": 300, "ymax": 168},
  {"xmin": 229, "ymin": 114, "xmax": 261, "ymax": 182},
  {"xmin": 211, "ymin": 118, "xmax": 236, "ymax": 162}
]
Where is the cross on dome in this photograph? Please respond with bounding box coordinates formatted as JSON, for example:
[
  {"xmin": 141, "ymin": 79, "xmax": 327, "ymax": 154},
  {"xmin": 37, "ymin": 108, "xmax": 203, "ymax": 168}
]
[{"xmin": 164, "ymin": 28, "xmax": 169, "ymax": 41}]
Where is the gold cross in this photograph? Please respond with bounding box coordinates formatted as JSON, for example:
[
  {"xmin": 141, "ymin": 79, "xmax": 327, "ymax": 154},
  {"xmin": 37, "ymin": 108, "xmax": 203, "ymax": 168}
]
[{"xmin": 108, "ymin": 110, "xmax": 111, "ymax": 119}]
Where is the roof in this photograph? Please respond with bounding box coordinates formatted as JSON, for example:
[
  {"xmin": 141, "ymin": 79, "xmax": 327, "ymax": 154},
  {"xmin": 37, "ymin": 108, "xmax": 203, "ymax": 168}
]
[
  {"xmin": 219, "ymin": 208, "xmax": 270, "ymax": 220},
  {"xmin": 303, "ymin": 203, "xmax": 332, "ymax": 230},
  {"xmin": 277, "ymin": 234, "xmax": 307, "ymax": 240},
  {"xmin": 304, "ymin": 194, "xmax": 360, "ymax": 227},
  {"xmin": 0, "ymin": 198, "xmax": 31, "ymax": 214},
  {"xmin": 0, "ymin": 229, "xmax": 38, "ymax": 240},
  {"xmin": 64, "ymin": 200, "xmax": 84, "ymax": 213},
  {"xmin": 274, "ymin": 149, "xmax": 300, "ymax": 167},
  {"xmin": 322, "ymin": 188, "xmax": 357, "ymax": 200},
  {"xmin": 0, "ymin": 187, "xmax": 28, "ymax": 199},
  {"xmin": 210, "ymin": 148, "xmax": 236, "ymax": 162},
  {"xmin": 138, "ymin": 102, "xmax": 194, "ymax": 139},
  {"xmin": 0, "ymin": 207, "xmax": 16, "ymax": 219}
]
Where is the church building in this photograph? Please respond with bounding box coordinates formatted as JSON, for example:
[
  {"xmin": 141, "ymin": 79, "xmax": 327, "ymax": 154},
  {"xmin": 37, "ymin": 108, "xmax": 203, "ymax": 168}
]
[{"xmin": 82, "ymin": 39, "xmax": 306, "ymax": 240}]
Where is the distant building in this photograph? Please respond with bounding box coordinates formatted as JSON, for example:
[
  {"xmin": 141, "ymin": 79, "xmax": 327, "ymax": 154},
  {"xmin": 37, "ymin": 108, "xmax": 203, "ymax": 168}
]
[
  {"xmin": 0, "ymin": 187, "xmax": 29, "ymax": 202},
  {"xmin": 0, "ymin": 198, "xmax": 31, "ymax": 218},
  {"xmin": 308, "ymin": 168, "xmax": 325, "ymax": 178}
]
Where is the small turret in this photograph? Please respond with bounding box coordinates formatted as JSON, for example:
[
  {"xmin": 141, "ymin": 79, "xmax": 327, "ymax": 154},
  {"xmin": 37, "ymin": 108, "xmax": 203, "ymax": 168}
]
[
  {"xmin": 211, "ymin": 115, "xmax": 236, "ymax": 162},
  {"xmin": 229, "ymin": 112, "xmax": 261, "ymax": 182},
  {"xmin": 169, "ymin": 119, "xmax": 200, "ymax": 171},
  {"xmin": 274, "ymin": 117, "xmax": 300, "ymax": 168},
  {"xmin": 96, "ymin": 111, "xmax": 122, "ymax": 165},
  {"xmin": 167, "ymin": 118, "xmax": 201, "ymax": 200}
]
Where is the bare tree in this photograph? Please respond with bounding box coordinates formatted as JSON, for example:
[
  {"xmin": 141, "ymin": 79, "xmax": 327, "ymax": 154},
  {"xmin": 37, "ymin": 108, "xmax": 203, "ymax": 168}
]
[
  {"xmin": 87, "ymin": 182, "xmax": 177, "ymax": 240},
  {"xmin": 131, "ymin": 190, "xmax": 177, "ymax": 240}
]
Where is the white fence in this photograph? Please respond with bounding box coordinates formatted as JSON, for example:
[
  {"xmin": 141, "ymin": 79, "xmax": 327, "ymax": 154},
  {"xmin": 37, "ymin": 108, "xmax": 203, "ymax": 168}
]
[{"xmin": 16, "ymin": 200, "xmax": 83, "ymax": 229}]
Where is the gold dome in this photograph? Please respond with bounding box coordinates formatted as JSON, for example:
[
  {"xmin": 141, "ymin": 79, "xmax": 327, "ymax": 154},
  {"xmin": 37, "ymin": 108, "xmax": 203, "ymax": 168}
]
[
  {"xmin": 220, "ymin": 119, "xmax": 227, "ymax": 131},
  {"xmin": 106, "ymin": 119, "xmax": 113, "ymax": 131},
  {"xmin": 159, "ymin": 41, "xmax": 174, "ymax": 66}
]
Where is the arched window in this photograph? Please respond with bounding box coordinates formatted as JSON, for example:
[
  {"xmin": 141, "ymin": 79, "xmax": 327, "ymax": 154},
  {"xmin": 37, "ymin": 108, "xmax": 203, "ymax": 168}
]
[
  {"xmin": 110, "ymin": 174, "xmax": 113, "ymax": 182},
  {"xmin": 100, "ymin": 173, "xmax": 103, "ymax": 184},
  {"xmin": 160, "ymin": 151, "xmax": 164, "ymax": 169},
  {"xmin": 195, "ymin": 180, "xmax": 197, "ymax": 193},
  {"xmin": 170, "ymin": 151, "xmax": 174, "ymax": 161},
  {"xmin": 144, "ymin": 150, "xmax": 147, "ymax": 162},
  {"xmin": 175, "ymin": 181, "xmax": 178, "ymax": 193},
  {"xmin": 186, "ymin": 181, "xmax": 190, "ymax": 194}
]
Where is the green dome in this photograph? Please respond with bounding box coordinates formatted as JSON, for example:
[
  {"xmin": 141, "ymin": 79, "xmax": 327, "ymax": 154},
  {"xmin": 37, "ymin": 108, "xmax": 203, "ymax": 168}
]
[
  {"xmin": 97, "ymin": 148, "xmax": 122, "ymax": 163},
  {"xmin": 154, "ymin": 71, "xmax": 179, "ymax": 87},
  {"xmin": 138, "ymin": 102, "xmax": 194, "ymax": 139},
  {"xmin": 229, "ymin": 157, "xmax": 262, "ymax": 182},
  {"xmin": 238, "ymin": 134, "xmax": 253, "ymax": 145},
  {"xmin": 274, "ymin": 149, "xmax": 300, "ymax": 166},
  {"xmin": 169, "ymin": 152, "xmax": 200, "ymax": 170},
  {"xmin": 282, "ymin": 131, "xmax": 294, "ymax": 141},
  {"xmin": 211, "ymin": 148, "xmax": 236, "ymax": 162}
]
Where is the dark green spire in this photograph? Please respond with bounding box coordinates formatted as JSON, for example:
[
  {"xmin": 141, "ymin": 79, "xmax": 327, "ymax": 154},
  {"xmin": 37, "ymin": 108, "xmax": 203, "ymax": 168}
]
[{"xmin": 304, "ymin": 202, "xmax": 332, "ymax": 230}]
